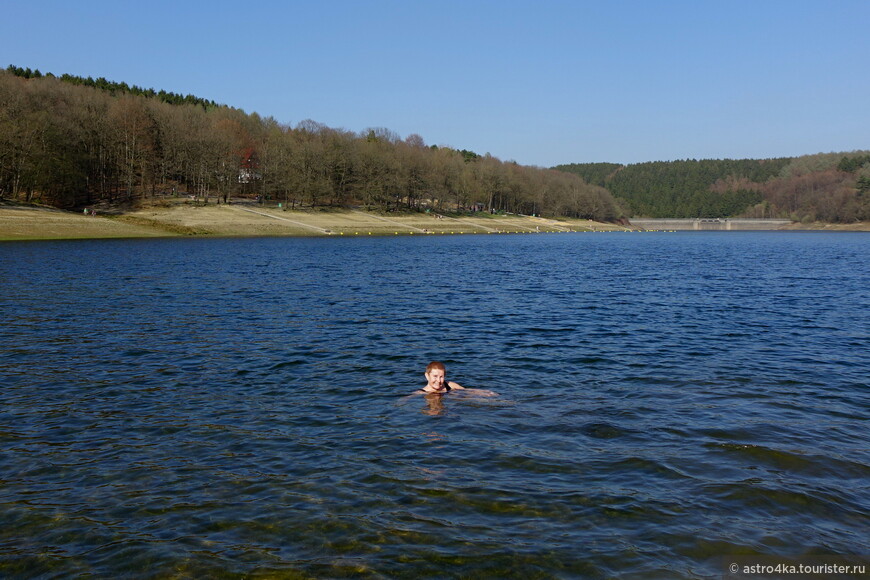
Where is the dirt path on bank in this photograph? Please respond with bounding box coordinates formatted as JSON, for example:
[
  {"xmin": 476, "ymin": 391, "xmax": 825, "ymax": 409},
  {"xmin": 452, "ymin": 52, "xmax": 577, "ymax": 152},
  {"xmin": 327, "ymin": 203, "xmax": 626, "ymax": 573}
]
[{"xmin": 231, "ymin": 206, "xmax": 334, "ymax": 234}]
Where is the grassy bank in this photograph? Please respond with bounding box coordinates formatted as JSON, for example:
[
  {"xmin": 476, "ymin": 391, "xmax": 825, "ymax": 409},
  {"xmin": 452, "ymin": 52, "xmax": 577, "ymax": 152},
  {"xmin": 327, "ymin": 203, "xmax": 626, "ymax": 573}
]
[
  {"xmin": 4, "ymin": 199, "xmax": 867, "ymax": 242},
  {"xmin": 0, "ymin": 199, "xmax": 633, "ymax": 241},
  {"xmin": 777, "ymin": 221, "xmax": 870, "ymax": 231}
]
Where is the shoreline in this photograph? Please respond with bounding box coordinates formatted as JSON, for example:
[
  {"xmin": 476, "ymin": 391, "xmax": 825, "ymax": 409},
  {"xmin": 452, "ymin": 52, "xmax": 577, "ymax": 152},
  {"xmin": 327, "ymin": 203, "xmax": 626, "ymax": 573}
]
[
  {"xmin": 0, "ymin": 200, "xmax": 634, "ymax": 241},
  {"xmin": 1, "ymin": 200, "xmax": 867, "ymax": 241}
]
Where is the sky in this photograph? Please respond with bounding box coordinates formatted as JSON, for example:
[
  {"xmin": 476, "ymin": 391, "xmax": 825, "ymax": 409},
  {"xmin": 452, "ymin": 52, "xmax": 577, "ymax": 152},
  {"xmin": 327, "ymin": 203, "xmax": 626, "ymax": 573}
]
[{"xmin": 3, "ymin": 0, "xmax": 869, "ymax": 167}]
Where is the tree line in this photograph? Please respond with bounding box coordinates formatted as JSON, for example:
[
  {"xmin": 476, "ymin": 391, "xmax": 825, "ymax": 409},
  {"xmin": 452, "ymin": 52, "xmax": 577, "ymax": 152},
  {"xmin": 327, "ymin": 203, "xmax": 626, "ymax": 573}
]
[
  {"xmin": 555, "ymin": 154, "xmax": 870, "ymax": 223},
  {"xmin": 5, "ymin": 65, "xmax": 220, "ymax": 110},
  {"xmin": 0, "ymin": 68, "xmax": 622, "ymax": 221}
]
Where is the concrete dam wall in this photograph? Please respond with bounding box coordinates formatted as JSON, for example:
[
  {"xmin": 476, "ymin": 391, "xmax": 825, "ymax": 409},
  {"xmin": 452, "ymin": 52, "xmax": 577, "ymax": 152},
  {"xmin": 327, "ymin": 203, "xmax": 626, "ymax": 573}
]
[{"xmin": 630, "ymin": 218, "xmax": 792, "ymax": 231}]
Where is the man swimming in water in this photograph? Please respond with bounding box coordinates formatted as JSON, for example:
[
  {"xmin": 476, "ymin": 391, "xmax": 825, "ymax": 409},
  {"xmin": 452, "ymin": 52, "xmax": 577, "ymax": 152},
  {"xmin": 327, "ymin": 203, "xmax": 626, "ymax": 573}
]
[{"xmin": 416, "ymin": 361, "xmax": 497, "ymax": 396}]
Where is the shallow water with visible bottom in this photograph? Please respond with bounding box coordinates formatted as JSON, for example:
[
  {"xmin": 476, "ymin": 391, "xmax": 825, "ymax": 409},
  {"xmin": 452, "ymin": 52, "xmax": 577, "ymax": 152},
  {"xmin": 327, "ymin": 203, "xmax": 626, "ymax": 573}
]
[{"xmin": 1, "ymin": 231, "xmax": 868, "ymax": 578}]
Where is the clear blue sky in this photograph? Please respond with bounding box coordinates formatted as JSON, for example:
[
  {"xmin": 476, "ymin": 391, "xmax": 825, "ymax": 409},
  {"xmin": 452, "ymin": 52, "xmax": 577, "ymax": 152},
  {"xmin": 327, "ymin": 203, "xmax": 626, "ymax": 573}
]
[{"xmin": 3, "ymin": 0, "xmax": 868, "ymax": 167}]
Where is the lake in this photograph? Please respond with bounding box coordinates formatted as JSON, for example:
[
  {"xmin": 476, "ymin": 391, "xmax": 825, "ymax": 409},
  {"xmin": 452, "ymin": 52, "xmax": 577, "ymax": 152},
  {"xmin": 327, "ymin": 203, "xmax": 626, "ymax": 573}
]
[{"xmin": 1, "ymin": 231, "xmax": 868, "ymax": 578}]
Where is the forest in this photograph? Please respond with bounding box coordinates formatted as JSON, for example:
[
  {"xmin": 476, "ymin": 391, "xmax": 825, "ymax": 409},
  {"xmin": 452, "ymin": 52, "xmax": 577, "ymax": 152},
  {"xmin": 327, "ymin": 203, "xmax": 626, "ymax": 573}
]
[
  {"xmin": 556, "ymin": 153, "xmax": 870, "ymax": 223},
  {"xmin": 3, "ymin": 66, "xmax": 867, "ymax": 223},
  {"xmin": 0, "ymin": 67, "xmax": 621, "ymax": 221}
]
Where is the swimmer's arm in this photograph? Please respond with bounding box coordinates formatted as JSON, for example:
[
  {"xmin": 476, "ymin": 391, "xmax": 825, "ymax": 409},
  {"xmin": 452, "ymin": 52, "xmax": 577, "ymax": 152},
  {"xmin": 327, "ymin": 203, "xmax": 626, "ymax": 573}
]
[
  {"xmin": 452, "ymin": 383, "xmax": 498, "ymax": 397},
  {"xmin": 447, "ymin": 381, "xmax": 464, "ymax": 390}
]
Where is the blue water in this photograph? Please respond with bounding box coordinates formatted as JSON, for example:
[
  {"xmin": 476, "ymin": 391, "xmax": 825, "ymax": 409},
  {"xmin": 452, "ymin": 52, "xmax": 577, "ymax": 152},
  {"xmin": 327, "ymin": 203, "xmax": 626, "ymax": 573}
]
[{"xmin": 1, "ymin": 232, "xmax": 868, "ymax": 578}]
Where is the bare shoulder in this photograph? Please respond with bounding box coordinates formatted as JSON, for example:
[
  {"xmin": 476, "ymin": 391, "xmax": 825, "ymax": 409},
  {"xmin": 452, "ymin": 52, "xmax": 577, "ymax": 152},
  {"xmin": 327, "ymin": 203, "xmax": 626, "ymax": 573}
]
[{"xmin": 447, "ymin": 381, "xmax": 465, "ymax": 390}]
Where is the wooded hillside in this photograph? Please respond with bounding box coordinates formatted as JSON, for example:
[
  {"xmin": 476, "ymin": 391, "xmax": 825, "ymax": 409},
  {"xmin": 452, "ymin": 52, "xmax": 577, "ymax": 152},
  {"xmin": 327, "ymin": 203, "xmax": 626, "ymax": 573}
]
[
  {"xmin": 556, "ymin": 154, "xmax": 870, "ymax": 223},
  {"xmin": 0, "ymin": 67, "xmax": 621, "ymax": 221}
]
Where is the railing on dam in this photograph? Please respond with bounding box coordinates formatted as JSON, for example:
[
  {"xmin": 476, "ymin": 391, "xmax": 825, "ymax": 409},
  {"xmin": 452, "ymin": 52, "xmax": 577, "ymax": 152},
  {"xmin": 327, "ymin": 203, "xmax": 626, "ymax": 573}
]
[{"xmin": 629, "ymin": 218, "xmax": 792, "ymax": 231}]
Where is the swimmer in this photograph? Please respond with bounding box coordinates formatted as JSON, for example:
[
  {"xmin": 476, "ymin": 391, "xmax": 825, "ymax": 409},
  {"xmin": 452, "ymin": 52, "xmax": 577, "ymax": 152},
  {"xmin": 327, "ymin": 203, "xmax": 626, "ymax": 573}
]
[
  {"xmin": 415, "ymin": 361, "xmax": 497, "ymax": 396},
  {"xmin": 419, "ymin": 361, "xmax": 463, "ymax": 394}
]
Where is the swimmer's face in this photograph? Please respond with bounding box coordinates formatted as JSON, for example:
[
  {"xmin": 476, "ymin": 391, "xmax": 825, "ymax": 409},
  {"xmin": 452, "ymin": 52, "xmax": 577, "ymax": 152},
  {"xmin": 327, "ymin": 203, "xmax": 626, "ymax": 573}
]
[{"xmin": 425, "ymin": 368, "xmax": 446, "ymax": 391}]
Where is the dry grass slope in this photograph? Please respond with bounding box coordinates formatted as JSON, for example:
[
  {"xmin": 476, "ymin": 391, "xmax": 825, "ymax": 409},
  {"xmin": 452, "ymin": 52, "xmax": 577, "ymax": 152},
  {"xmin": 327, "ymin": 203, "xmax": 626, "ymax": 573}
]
[{"xmin": 0, "ymin": 200, "xmax": 634, "ymax": 241}]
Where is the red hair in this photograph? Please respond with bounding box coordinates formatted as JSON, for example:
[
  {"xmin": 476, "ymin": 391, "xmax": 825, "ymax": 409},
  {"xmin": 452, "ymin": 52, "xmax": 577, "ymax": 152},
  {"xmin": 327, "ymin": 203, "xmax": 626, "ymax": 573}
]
[{"xmin": 426, "ymin": 361, "xmax": 445, "ymax": 373}]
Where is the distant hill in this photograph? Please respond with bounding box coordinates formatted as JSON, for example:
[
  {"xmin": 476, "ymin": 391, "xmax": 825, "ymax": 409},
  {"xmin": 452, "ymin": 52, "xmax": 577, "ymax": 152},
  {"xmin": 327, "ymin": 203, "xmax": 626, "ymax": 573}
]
[
  {"xmin": 555, "ymin": 154, "xmax": 870, "ymax": 223},
  {"xmin": 4, "ymin": 64, "xmax": 867, "ymax": 222}
]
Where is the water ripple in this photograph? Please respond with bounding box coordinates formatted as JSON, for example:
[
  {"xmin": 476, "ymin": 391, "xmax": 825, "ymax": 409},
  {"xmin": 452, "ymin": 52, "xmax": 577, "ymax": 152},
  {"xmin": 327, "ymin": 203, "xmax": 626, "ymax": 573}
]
[{"xmin": 1, "ymin": 233, "xmax": 868, "ymax": 577}]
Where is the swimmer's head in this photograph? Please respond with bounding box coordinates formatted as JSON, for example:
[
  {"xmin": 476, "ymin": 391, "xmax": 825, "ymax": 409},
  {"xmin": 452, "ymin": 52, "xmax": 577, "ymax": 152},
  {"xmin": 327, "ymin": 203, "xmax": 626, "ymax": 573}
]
[{"xmin": 425, "ymin": 361, "xmax": 447, "ymax": 390}]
